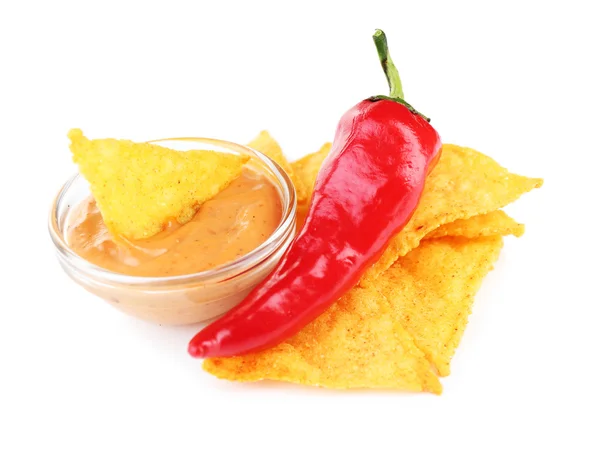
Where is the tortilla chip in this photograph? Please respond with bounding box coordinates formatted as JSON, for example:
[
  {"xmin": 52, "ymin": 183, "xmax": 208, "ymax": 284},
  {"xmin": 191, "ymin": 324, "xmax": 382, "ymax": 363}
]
[
  {"xmin": 204, "ymin": 279, "xmax": 442, "ymax": 394},
  {"xmin": 68, "ymin": 129, "xmax": 248, "ymax": 240},
  {"xmin": 360, "ymin": 144, "xmax": 542, "ymax": 286},
  {"xmin": 290, "ymin": 142, "xmax": 333, "ymax": 228},
  {"xmin": 376, "ymin": 236, "xmax": 504, "ymax": 377},
  {"xmin": 247, "ymin": 131, "xmax": 308, "ymax": 203},
  {"xmin": 204, "ymin": 235, "xmax": 504, "ymax": 391},
  {"xmin": 291, "ymin": 142, "xmax": 332, "ymax": 201},
  {"xmin": 425, "ymin": 210, "xmax": 524, "ymax": 240},
  {"xmin": 290, "ymin": 143, "xmax": 535, "ymax": 244}
]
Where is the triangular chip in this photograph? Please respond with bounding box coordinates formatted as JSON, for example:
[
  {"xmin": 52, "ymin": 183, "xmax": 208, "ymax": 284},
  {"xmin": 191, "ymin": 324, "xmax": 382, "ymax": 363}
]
[
  {"xmin": 204, "ymin": 282, "xmax": 441, "ymax": 393},
  {"xmin": 291, "ymin": 142, "xmax": 332, "ymax": 227},
  {"xmin": 376, "ymin": 236, "xmax": 504, "ymax": 377},
  {"xmin": 290, "ymin": 142, "xmax": 538, "ymax": 258},
  {"xmin": 68, "ymin": 129, "xmax": 248, "ymax": 240},
  {"xmin": 247, "ymin": 131, "xmax": 308, "ymax": 203},
  {"xmin": 359, "ymin": 144, "xmax": 542, "ymax": 285},
  {"xmin": 203, "ymin": 235, "xmax": 505, "ymax": 391},
  {"xmin": 291, "ymin": 142, "xmax": 332, "ymax": 202}
]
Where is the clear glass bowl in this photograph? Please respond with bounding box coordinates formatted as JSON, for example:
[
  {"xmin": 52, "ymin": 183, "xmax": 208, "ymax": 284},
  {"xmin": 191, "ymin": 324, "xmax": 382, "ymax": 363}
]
[{"xmin": 48, "ymin": 137, "xmax": 296, "ymax": 325}]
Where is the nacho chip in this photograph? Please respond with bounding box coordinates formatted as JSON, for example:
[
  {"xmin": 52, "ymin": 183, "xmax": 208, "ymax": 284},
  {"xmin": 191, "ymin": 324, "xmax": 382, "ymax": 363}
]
[
  {"xmin": 247, "ymin": 131, "xmax": 308, "ymax": 203},
  {"xmin": 292, "ymin": 142, "xmax": 332, "ymax": 228},
  {"xmin": 204, "ymin": 279, "xmax": 442, "ymax": 393},
  {"xmin": 360, "ymin": 144, "xmax": 542, "ymax": 286},
  {"xmin": 291, "ymin": 142, "xmax": 332, "ymax": 201},
  {"xmin": 204, "ymin": 235, "xmax": 504, "ymax": 391},
  {"xmin": 290, "ymin": 143, "xmax": 535, "ymax": 242},
  {"xmin": 376, "ymin": 236, "xmax": 504, "ymax": 377},
  {"xmin": 425, "ymin": 210, "xmax": 524, "ymax": 240},
  {"xmin": 68, "ymin": 129, "xmax": 248, "ymax": 240}
]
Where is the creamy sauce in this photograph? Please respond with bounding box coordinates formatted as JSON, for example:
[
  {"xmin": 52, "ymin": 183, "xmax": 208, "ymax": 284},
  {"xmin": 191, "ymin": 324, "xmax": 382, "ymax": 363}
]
[{"xmin": 67, "ymin": 168, "xmax": 282, "ymax": 277}]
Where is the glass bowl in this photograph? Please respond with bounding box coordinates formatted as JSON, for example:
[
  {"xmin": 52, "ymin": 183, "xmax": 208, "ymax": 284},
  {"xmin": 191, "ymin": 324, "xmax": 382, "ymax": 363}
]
[{"xmin": 48, "ymin": 137, "xmax": 296, "ymax": 325}]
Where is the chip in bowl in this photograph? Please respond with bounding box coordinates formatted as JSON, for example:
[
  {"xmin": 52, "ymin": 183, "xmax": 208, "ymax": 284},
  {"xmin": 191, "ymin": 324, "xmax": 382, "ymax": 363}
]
[{"xmin": 68, "ymin": 129, "xmax": 248, "ymax": 240}]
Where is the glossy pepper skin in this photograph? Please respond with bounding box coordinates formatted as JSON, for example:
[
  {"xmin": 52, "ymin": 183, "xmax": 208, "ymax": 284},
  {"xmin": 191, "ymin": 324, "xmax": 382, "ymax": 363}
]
[{"xmin": 189, "ymin": 29, "xmax": 442, "ymax": 359}]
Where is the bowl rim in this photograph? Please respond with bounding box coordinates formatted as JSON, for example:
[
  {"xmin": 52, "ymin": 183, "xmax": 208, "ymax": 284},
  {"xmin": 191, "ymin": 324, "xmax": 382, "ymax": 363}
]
[{"xmin": 48, "ymin": 136, "xmax": 296, "ymax": 287}]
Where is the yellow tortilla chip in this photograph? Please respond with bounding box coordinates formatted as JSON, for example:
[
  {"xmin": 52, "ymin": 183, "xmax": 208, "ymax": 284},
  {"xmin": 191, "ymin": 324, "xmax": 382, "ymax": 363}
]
[
  {"xmin": 247, "ymin": 131, "xmax": 308, "ymax": 203},
  {"xmin": 290, "ymin": 143, "xmax": 535, "ymax": 243},
  {"xmin": 204, "ymin": 280, "xmax": 442, "ymax": 393},
  {"xmin": 290, "ymin": 142, "xmax": 331, "ymax": 227},
  {"xmin": 68, "ymin": 129, "xmax": 248, "ymax": 240},
  {"xmin": 425, "ymin": 210, "xmax": 524, "ymax": 240},
  {"xmin": 291, "ymin": 142, "xmax": 332, "ymax": 201},
  {"xmin": 204, "ymin": 235, "xmax": 504, "ymax": 391},
  {"xmin": 376, "ymin": 236, "xmax": 504, "ymax": 377},
  {"xmin": 360, "ymin": 144, "xmax": 542, "ymax": 286}
]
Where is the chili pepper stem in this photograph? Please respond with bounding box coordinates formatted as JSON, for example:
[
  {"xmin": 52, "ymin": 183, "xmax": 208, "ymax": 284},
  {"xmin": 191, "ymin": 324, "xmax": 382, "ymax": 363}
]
[
  {"xmin": 370, "ymin": 29, "xmax": 430, "ymax": 122},
  {"xmin": 373, "ymin": 29, "xmax": 404, "ymax": 100}
]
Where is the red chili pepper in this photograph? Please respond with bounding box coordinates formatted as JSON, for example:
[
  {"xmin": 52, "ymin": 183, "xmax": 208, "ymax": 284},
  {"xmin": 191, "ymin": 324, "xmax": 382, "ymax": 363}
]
[{"xmin": 189, "ymin": 29, "xmax": 442, "ymax": 358}]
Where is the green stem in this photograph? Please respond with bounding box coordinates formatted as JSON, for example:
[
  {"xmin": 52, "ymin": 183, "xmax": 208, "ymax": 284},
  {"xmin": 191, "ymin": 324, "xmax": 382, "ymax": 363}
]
[{"xmin": 372, "ymin": 29, "xmax": 404, "ymax": 100}]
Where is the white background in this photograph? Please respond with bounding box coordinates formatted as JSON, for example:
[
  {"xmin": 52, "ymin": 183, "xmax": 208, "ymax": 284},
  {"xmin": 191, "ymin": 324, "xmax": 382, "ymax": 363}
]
[{"xmin": 1, "ymin": 1, "xmax": 599, "ymax": 449}]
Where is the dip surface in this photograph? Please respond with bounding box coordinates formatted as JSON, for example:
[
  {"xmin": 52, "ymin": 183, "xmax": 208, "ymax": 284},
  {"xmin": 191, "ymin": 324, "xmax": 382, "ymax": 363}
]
[{"xmin": 67, "ymin": 168, "xmax": 282, "ymax": 277}]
